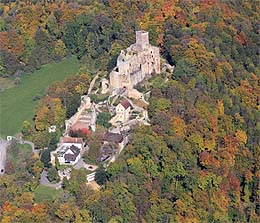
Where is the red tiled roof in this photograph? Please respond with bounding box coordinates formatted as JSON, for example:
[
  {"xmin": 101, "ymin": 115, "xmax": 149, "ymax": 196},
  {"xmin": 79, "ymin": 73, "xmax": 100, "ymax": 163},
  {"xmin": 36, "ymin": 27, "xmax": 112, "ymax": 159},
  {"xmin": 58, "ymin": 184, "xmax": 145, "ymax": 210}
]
[
  {"xmin": 120, "ymin": 99, "xmax": 132, "ymax": 109},
  {"xmin": 60, "ymin": 136, "xmax": 83, "ymax": 144},
  {"xmin": 71, "ymin": 121, "xmax": 90, "ymax": 131}
]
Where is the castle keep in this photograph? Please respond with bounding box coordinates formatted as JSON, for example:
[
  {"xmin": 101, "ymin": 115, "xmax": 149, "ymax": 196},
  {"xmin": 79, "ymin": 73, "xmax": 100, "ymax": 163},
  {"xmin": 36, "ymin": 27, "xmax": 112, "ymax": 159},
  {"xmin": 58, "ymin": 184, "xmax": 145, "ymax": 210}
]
[{"xmin": 109, "ymin": 31, "xmax": 160, "ymax": 91}]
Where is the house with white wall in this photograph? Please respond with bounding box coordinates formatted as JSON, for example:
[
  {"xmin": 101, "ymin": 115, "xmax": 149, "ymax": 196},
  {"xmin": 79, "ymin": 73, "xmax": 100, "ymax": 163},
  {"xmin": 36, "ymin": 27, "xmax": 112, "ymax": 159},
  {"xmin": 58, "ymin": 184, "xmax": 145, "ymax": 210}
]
[
  {"xmin": 110, "ymin": 99, "xmax": 133, "ymax": 125},
  {"xmin": 56, "ymin": 145, "xmax": 81, "ymax": 165},
  {"xmin": 50, "ymin": 136, "xmax": 84, "ymax": 166}
]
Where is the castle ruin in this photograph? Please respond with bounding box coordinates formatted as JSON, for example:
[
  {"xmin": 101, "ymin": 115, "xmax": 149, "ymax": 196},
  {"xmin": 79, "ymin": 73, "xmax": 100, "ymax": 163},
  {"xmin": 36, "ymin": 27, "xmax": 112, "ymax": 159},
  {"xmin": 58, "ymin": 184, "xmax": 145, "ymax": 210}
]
[{"xmin": 109, "ymin": 31, "xmax": 160, "ymax": 92}]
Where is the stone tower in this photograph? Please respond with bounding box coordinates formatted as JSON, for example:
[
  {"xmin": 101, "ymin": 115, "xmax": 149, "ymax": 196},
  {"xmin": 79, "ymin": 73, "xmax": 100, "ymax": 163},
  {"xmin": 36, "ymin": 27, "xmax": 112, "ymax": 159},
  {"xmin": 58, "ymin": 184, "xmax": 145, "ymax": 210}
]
[
  {"xmin": 136, "ymin": 30, "xmax": 149, "ymax": 49},
  {"xmin": 109, "ymin": 30, "xmax": 160, "ymax": 93}
]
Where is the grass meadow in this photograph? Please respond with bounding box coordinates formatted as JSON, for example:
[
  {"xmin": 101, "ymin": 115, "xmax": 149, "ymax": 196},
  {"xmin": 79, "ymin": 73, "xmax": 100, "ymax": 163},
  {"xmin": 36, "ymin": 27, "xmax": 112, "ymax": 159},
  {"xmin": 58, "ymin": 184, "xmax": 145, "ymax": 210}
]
[
  {"xmin": 0, "ymin": 56, "xmax": 79, "ymax": 137},
  {"xmin": 34, "ymin": 185, "xmax": 63, "ymax": 202}
]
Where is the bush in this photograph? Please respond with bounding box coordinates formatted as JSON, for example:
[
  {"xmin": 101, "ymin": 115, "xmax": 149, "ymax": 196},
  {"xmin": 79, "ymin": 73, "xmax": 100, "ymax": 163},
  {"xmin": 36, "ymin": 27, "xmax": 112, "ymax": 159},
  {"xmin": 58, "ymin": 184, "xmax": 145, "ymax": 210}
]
[
  {"xmin": 96, "ymin": 112, "xmax": 112, "ymax": 129},
  {"xmin": 33, "ymin": 94, "xmax": 42, "ymax": 101},
  {"xmin": 90, "ymin": 93, "xmax": 109, "ymax": 103},
  {"xmin": 14, "ymin": 77, "xmax": 21, "ymax": 85}
]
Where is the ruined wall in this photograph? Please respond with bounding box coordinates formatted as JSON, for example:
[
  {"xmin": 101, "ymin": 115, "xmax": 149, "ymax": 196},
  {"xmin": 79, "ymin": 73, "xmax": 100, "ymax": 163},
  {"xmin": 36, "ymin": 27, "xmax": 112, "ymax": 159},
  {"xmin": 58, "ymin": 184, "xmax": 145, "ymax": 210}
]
[
  {"xmin": 109, "ymin": 31, "xmax": 161, "ymax": 92},
  {"xmin": 136, "ymin": 30, "xmax": 149, "ymax": 49}
]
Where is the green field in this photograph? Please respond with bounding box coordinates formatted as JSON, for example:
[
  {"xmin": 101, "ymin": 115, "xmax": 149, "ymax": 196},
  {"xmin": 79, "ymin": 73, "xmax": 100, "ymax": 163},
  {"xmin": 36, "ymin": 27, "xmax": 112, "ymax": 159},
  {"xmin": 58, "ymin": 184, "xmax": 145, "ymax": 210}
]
[
  {"xmin": 0, "ymin": 56, "xmax": 79, "ymax": 137},
  {"xmin": 34, "ymin": 185, "xmax": 63, "ymax": 202}
]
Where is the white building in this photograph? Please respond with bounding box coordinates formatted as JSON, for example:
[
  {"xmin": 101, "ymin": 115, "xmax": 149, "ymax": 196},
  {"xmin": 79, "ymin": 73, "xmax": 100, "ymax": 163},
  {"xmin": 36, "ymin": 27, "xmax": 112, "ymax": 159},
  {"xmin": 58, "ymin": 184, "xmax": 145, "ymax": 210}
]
[
  {"xmin": 56, "ymin": 145, "xmax": 81, "ymax": 165},
  {"xmin": 50, "ymin": 137, "xmax": 84, "ymax": 166},
  {"xmin": 48, "ymin": 125, "xmax": 56, "ymax": 133},
  {"xmin": 59, "ymin": 136, "xmax": 84, "ymax": 149},
  {"xmin": 110, "ymin": 99, "xmax": 133, "ymax": 125}
]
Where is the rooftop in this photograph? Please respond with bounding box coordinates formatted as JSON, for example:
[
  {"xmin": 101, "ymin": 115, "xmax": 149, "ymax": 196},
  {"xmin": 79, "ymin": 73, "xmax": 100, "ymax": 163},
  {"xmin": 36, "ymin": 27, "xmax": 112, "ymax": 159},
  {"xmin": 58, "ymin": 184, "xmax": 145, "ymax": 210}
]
[
  {"xmin": 120, "ymin": 99, "xmax": 132, "ymax": 109},
  {"xmin": 136, "ymin": 30, "xmax": 148, "ymax": 34},
  {"xmin": 64, "ymin": 145, "xmax": 80, "ymax": 162},
  {"xmin": 103, "ymin": 132, "xmax": 124, "ymax": 143},
  {"xmin": 60, "ymin": 136, "xmax": 83, "ymax": 144}
]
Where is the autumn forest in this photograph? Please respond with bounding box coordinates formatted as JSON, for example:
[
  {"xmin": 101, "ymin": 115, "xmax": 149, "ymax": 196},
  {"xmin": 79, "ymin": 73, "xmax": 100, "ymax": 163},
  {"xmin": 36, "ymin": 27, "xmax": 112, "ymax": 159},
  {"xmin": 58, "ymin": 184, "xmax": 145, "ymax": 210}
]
[{"xmin": 0, "ymin": 0, "xmax": 260, "ymax": 222}]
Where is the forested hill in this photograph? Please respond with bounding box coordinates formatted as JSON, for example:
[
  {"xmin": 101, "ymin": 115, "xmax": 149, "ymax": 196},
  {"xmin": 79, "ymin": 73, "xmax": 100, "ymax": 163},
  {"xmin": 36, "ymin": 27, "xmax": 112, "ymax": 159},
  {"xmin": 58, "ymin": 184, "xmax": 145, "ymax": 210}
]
[
  {"xmin": 0, "ymin": 0, "xmax": 260, "ymax": 222},
  {"xmin": 1, "ymin": 0, "xmax": 259, "ymax": 77}
]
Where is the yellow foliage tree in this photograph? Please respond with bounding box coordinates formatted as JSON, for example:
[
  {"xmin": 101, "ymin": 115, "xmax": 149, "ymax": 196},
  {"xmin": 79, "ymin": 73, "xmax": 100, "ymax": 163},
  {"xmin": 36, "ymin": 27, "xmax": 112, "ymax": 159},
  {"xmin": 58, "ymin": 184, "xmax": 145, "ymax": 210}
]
[
  {"xmin": 235, "ymin": 130, "xmax": 247, "ymax": 144},
  {"xmin": 217, "ymin": 100, "xmax": 224, "ymax": 116},
  {"xmin": 172, "ymin": 116, "xmax": 186, "ymax": 137},
  {"xmin": 54, "ymin": 39, "xmax": 67, "ymax": 57},
  {"xmin": 215, "ymin": 61, "xmax": 233, "ymax": 77},
  {"xmin": 185, "ymin": 38, "xmax": 215, "ymax": 72},
  {"xmin": 35, "ymin": 97, "xmax": 66, "ymax": 131}
]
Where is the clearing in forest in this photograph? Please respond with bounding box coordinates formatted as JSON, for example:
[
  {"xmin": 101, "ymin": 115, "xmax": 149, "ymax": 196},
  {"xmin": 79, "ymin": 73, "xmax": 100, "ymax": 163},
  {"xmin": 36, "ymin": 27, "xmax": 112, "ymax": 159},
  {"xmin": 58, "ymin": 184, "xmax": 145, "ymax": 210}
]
[{"xmin": 0, "ymin": 56, "xmax": 79, "ymax": 137}]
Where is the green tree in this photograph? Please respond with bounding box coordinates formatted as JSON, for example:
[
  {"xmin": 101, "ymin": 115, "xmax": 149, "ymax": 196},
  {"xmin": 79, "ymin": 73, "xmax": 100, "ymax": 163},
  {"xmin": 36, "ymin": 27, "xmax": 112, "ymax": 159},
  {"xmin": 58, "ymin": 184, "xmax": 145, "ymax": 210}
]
[
  {"xmin": 40, "ymin": 149, "xmax": 51, "ymax": 168},
  {"xmin": 47, "ymin": 166, "xmax": 59, "ymax": 183},
  {"xmin": 22, "ymin": 121, "xmax": 33, "ymax": 136},
  {"xmin": 97, "ymin": 112, "xmax": 112, "ymax": 129},
  {"xmin": 65, "ymin": 169, "xmax": 87, "ymax": 195},
  {"xmin": 173, "ymin": 58, "xmax": 199, "ymax": 83},
  {"xmin": 95, "ymin": 167, "xmax": 107, "ymax": 185}
]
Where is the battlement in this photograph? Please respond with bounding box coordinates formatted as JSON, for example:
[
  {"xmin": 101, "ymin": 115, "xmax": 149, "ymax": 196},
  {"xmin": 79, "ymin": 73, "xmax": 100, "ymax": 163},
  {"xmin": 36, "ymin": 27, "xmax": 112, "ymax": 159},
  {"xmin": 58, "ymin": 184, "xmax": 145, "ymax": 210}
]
[{"xmin": 136, "ymin": 30, "xmax": 149, "ymax": 49}]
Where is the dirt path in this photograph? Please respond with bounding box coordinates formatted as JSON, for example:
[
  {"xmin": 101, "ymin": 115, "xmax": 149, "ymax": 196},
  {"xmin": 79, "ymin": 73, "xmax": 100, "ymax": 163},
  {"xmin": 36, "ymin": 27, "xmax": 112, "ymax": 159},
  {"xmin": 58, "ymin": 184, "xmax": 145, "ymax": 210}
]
[
  {"xmin": 11, "ymin": 137, "xmax": 39, "ymax": 156},
  {"xmin": 87, "ymin": 72, "xmax": 100, "ymax": 95}
]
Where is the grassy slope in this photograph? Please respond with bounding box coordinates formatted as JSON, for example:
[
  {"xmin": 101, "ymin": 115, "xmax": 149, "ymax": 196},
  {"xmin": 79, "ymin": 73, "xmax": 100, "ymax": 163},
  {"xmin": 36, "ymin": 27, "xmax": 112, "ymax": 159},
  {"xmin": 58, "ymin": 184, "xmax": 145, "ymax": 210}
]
[
  {"xmin": 0, "ymin": 77, "xmax": 15, "ymax": 92},
  {"xmin": 0, "ymin": 56, "xmax": 79, "ymax": 137},
  {"xmin": 34, "ymin": 185, "xmax": 63, "ymax": 202}
]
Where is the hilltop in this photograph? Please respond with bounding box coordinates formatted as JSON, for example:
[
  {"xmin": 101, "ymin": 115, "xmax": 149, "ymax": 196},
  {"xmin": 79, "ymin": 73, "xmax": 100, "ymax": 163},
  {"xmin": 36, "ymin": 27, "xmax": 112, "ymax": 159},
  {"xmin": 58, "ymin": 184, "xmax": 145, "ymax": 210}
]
[{"xmin": 0, "ymin": 1, "xmax": 259, "ymax": 222}]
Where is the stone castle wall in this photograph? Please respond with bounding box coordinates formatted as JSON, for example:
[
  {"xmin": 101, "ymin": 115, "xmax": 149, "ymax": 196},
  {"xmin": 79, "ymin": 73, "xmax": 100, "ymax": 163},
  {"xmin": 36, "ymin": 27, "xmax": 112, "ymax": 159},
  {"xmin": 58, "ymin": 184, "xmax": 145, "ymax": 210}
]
[{"xmin": 109, "ymin": 31, "xmax": 160, "ymax": 91}]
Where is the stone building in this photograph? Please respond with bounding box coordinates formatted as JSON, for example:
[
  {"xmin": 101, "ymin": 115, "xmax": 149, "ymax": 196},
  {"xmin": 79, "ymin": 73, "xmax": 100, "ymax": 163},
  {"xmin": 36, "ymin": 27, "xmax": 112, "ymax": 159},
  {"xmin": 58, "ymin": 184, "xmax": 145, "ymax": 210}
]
[
  {"xmin": 109, "ymin": 99, "xmax": 133, "ymax": 125},
  {"xmin": 109, "ymin": 30, "xmax": 160, "ymax": 92}
]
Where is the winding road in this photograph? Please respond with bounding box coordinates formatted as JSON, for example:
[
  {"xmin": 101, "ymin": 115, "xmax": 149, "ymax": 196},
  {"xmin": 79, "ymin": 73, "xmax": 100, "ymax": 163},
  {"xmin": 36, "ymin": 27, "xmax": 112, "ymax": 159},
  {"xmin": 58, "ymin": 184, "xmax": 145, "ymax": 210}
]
[
  {"xmin": 0, "ymin": 137, "xmax": 39, "ymax": 175},
  {"xmin": 11, "ymin": 137, "xmax": 39, "ymax": 155},
  {"xmin": 0, "ymin": 138, "xmax": 10, "ymax": 175},
  {"xmin": 40, "ymin": 170, "xmax": 62, "ymax": 189}
]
